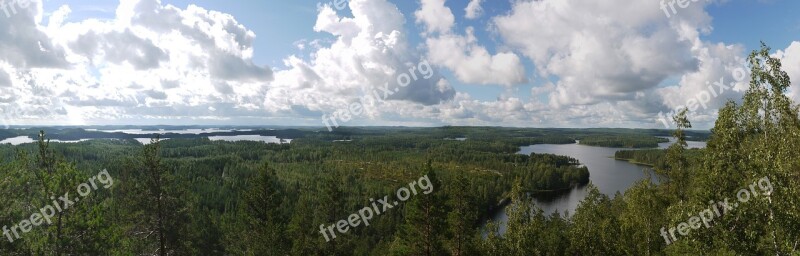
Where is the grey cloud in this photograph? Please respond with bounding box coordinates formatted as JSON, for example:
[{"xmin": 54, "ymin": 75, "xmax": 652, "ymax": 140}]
[
  {"xmin": 0, "ymin": 69, "xmax": 10, "ymax": 87},
  {"xmin": 213, "ymin": 81, "xmax": 234, "ymax": 94},
  {"xmin": 65, "ymin": 97, "xmax": 136, "ymax": 107},
  {"xmin": 128, "ymin": 0, "xmax": 267, "ymax": 79},
  {"xmin": 389, "ymin": 76, "xmax": 456, "ymax": 105},
  {"xmin": 0, "ymin": 0, "xmax": 69, "ymax": 68},
  {"xmin": 145, "ymin": 90, "xmax": 168, "ymax": 100},
  {"xmin": 161, "ymin": 79, "xmax": 180, "ymax": 89},
  {"xmin": 209, "ymin": 51, "xmax": 273, "ymax": 82},
  {"xmin": 127, "ymin": 0, "xmax": 272, "ymax": 81},
  {"xmin": 70, "ymin": 30, "xmax": 168, "ymax": 70}
]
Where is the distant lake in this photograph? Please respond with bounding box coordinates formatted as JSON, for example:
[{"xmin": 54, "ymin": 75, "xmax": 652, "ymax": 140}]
[
  {"xmin": 208, "ymin": 135, "xmax": 291, "ymax": 144},
  {"xmin": 1, "ymin": 130, "xmax": 293, "ymax": 146},
  {"xmin": 96, "ymin": 128, "xmax": 239, "ymax": 135},
  {"xmin": 487, "ymin": 138, "xmax": 707, "ymax": 235},
  {"xmin": 657, "ymin": 136, "xmax": 706, "ymax": 149},
  {"xmin": 134, "ymin": 138, "xmax": 170, "ymax": 145},
  {"xmin": 0, "ymin": 136, "xmax": 92, "ymax": 145}
]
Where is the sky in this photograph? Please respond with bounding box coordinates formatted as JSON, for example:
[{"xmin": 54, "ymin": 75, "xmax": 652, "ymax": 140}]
[{"xmin": 0, "ymin": 0, "xmax": 799, "ymax": 129}]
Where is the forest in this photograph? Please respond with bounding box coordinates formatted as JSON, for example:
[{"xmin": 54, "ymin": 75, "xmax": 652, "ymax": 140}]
[
  {"xmin": 0, "ymin": 45, "xmax": 797, "ymax": 255},
  {"xmin": 0, "ymin": 124, "xmax": 593, "ymax": 255},
  {"xmin": 578, "ymin": 135, "xmax": 669, "ymax": 148}
]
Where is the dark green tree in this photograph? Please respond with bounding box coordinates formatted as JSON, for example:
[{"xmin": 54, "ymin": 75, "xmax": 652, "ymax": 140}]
[
  {"xmin": 396, "ymin": 161, "xmax": 447, "ymax": 255},
  {"xmin": 446, "ymin": 175, "xmax": 478, "ymax": 256},
  {"xmin": 663, "ymin": 108, "xmax": 692, "ymax": 201},
  {"xmin": 235, "ymin": 162, "xmax": 288, "ymax": 255},
  {"xmin": 568, "ymin": 185, "xmax": 622, "ymax": 255}
]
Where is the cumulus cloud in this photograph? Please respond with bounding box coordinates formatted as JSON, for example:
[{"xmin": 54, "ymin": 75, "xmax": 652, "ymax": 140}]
[
  {"xmin": 265, "ymin": 0, "xmax": 456, "ymax": 122},
  {"xmin": 414, "ymin": 0, "xmax": 454, "ymax": 35},
  {"xmin": 416, "ymin": 0, "xmax": 527, "ymax": 86},
  {"xmin": 776, "ymin": 42, "xmax": 800, "ymax": 102},
  {"xmin": 464, "ymin": 0, "xmax": 483, "ymax": 19},
  {"xmin": 495, "ymin": 0, "xmax": 704, "ymax": 107},
  {"xmin": 0, "ymin": 69, "xmax": 10, "ymax": 87},
  {"xmin": 0, "ymin": 0, "xmax": 797, "ymax": 129},
  {"xmin": 0, "ymin": 0, "xmax": 69, "ymax": 68},
  {"xmin": 0, "ymin": 0, "xmax": 276, "ymax": 125},
  {"xmin": 70, "ymin": 29, "xmax": 168, "ymax": 70}
]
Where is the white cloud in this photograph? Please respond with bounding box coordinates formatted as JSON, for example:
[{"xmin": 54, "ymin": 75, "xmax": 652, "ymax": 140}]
[
  {"xmin": 265, "ymin": 0, "xmax": 456, "ymax": 123},
  {"xmin": 416, "ymin": 0, "xmax": 527, "ymax": 86},
  {"xmin": 414, "ymin": 0, "xmax": 454, "ymax": 35},
  {"xmin": 0, "ymin": 0, "xmax": 275, "ymax": 125},
  {"xmin": 464, "ymin": 0, "xmax": 483, "ymax": 19},
  {"xmin": 0, "ymin": 0, "xmax": 797, "ymax": 129},
  {"xmin": 776, "ymin": 41, "xmax": 800, "ymax": 102},
  {"xmin": 480, "ymin": 0, "xmax": 765, "ymax": 129},
  {"xmin": 495, "ymin": 0, "xmax": 706, "ymax": 107}
]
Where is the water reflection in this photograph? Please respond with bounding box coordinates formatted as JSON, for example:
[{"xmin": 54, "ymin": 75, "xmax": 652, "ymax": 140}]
[
  {"xmin": 487, "ymin": 139, "xmax": 707, "ymax": 235},
  {"xmin": 208, "ymin": 135, "xmax": 292, "ymax": 144}
]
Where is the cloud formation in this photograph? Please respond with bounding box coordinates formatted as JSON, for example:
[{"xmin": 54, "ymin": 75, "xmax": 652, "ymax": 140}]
[
  {"xmin": 0, "ymin": 0, "xmax": 797, "ymax": 129},
  {"xmin": 417, "ymin": 0, "xmax": 527, "ymax": 86}
]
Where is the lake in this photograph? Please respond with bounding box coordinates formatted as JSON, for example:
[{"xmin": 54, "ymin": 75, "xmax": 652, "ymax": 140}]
[
  {"xmin": 208, "ymin": 135, "xmax": 292, "ymax": 144},
  {"xmin": 1, "ymin": 131, "xmax": 293, "ymax": 146},
  {"xmin": 487, "ymin": 138, "xmax": 706, "ymax": 235},
  {"xmin": 95, "ymin": 128, "xmax": 239, "ymax": 134},
  {"xmin": 0, "ymin": 136, "xmax": 92, "ymax": 145}
]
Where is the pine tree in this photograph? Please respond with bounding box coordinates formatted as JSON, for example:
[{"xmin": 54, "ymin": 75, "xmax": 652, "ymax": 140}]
[
  {"xmin": 446, "ymin": 175, "xmax": 477, "ymax": 256},
  {"xmin": 135, "ymin": 137, "xmax": 189, "ymax": 255},
  {"xmin": 288, "ymin": 194, "xmax": 318, "ymax": 255},
  {"xmin": 238, "ymin": 162, "xmax": 288, "ymax": 255},
  {"xmin": 397, "ymin": 161, "xmax": 447, "ymax": 255},
  {"xmin": 318, "ymin": 170, "xmax": 348, "ymax": 255}
]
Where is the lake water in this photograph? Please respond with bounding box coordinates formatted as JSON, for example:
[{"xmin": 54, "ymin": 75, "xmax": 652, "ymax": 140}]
[
  {"xmin": 97, "ymin": 128, "xmax": 237, "ymax": 135},
  {"xmin": 134, "ymin": 138, "xmax": 171, "ymax": 145},
  {"xmin": 487, "ymin": 139, "xmax": 706, "ymax": 235},
  {"xmin": 0, "ymin": 136, "xmax": 92, "ymax": 145},
  {"xmin": 1, "ymin": 132, "xmax": 293, "ymax": 146},
  {"xmin": 208, "ymin": 135, "xmax": 291, "ymax": 144}
]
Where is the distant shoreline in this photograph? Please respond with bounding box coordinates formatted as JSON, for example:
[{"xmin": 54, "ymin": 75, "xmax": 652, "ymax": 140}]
[{"xmin": 613, "ymin": 157, "xmax": 656, "ymax": 167}]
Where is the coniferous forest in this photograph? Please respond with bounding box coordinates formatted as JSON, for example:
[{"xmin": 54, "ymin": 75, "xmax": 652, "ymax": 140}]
[{"xmin": 0, "ymin": 46, "xmax": 799, "ymax": 256}]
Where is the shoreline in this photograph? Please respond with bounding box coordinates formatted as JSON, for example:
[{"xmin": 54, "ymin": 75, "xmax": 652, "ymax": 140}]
[{"xmin": 613, "ymin": 157, "xmax": 656, "ymax": 167}]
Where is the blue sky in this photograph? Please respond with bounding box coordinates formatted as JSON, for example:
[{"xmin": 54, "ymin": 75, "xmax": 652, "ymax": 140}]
[
  {"xmin": 2, "ymin": 0, "xmax": 799, "ymax": 128},
  {"xmin": 41, "ymin": 0, "xmax": 798, "ymax": 65},
  {"xmin": 148, "ymin": 0, "xmax": 799, "ymax": 102}
]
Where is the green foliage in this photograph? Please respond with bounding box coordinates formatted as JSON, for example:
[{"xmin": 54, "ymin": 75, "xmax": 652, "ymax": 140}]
[
  {"xmin": 0, "ymin": 47, "xmax": 798, "ymax": 255},
  {"xmin": 228, "ymin": 163, "xmax": 289, "ymax": 255},
  {"xmin": 673, "ymin": 43, "xmax": 800, "ymax": 254},
  {"xmin": 446, "ymin": 175, "xmax": 478, "ymax": 256},
  {"xmin": 579, "ymin": 135, "xmax": 669, "ymax": 148},
  {"xmin": 393, "ymin": 163, "xmax": 448, "ymax": 255}
]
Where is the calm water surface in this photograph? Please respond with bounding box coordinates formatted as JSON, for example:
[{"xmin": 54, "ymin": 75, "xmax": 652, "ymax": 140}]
[
  {"xmin": 1, "ymin": 132, "xmax": 293, "ymax": 146},
  {"xmin": 487, "ymin": 139, "xmax": 706, "ymax": 234},
  {"xmin": 208, "ymin": 135, "xmax": 291, "ymax": 144}
]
